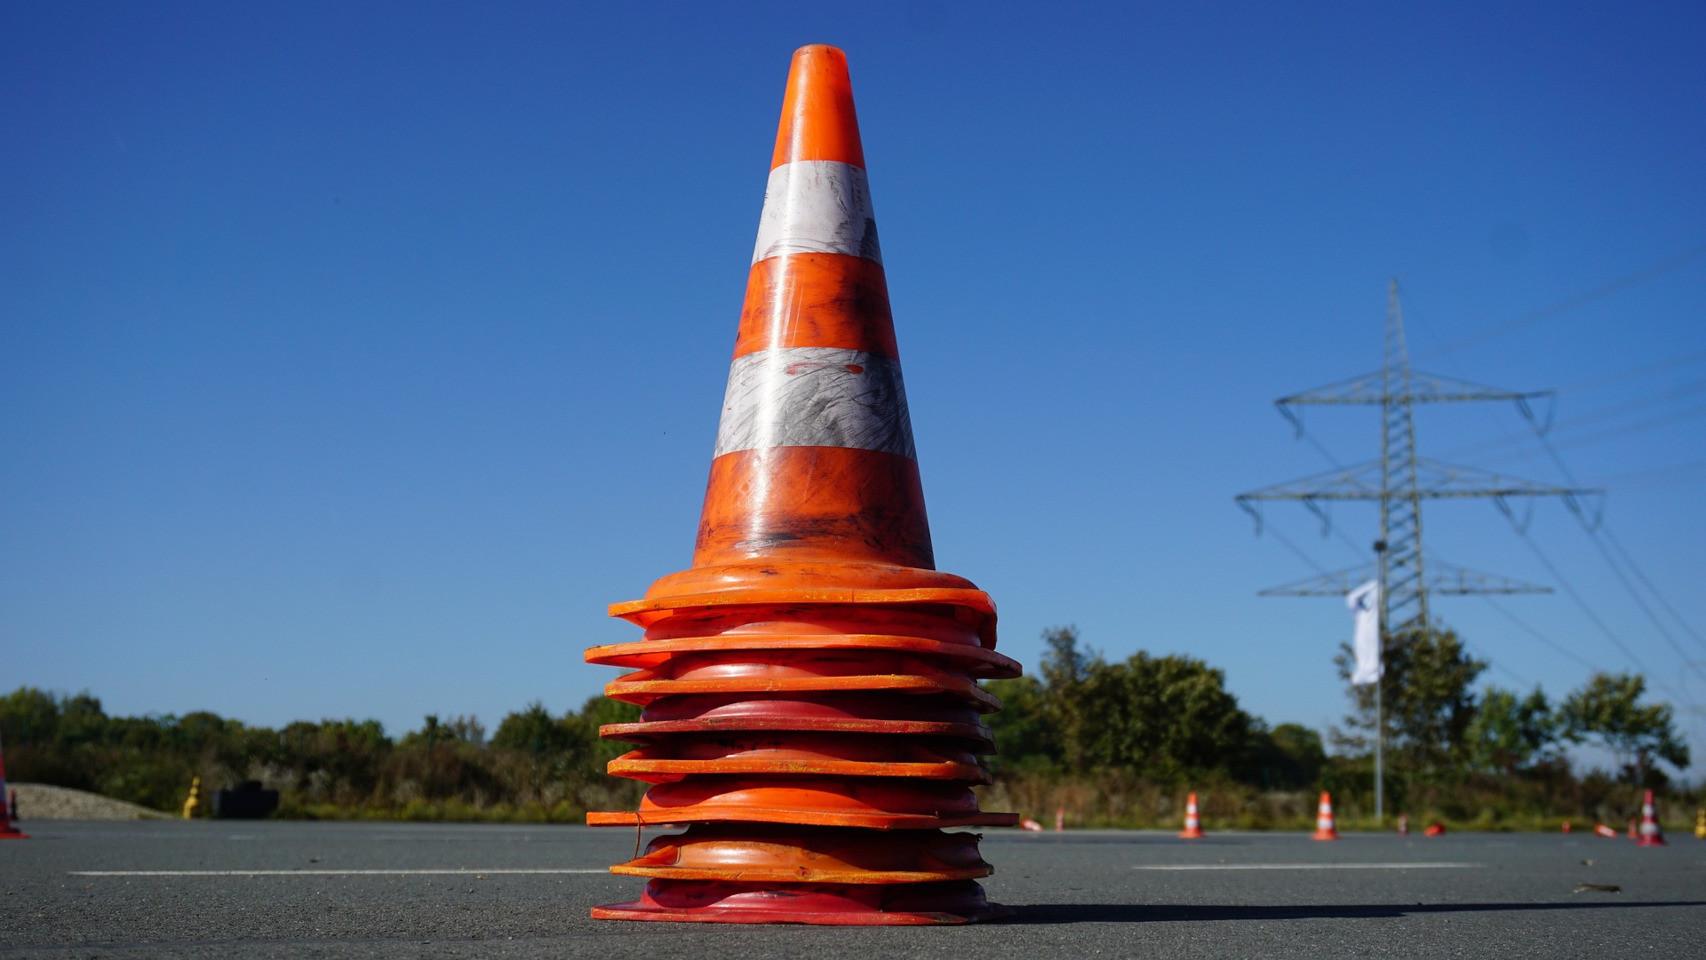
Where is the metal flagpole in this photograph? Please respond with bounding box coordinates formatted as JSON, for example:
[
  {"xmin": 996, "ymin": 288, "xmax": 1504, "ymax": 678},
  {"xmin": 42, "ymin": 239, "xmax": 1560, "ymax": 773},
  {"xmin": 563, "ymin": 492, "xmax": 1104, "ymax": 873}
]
[{"xmin": 1373, "ymin": 538, "xmax": 1387, "ymax": 824}]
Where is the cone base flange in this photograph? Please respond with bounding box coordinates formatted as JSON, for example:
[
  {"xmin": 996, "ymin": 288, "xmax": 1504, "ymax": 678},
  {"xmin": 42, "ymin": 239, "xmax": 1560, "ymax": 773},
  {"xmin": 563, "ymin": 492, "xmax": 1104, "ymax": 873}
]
[
  {"xmin": 591, "ymin": 879, "xmax": 1007, "ymax": 925},
  {"xmin": 590, "ymin": 901, "xmax": 1009, "ymax": 925}
]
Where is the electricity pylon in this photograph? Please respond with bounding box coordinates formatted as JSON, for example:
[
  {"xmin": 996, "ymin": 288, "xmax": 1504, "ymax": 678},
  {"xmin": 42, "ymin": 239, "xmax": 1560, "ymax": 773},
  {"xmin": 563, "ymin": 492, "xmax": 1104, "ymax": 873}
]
[{"xmin": 1234, "ymin": 280, "xmax": 1601, "ymax": 820}]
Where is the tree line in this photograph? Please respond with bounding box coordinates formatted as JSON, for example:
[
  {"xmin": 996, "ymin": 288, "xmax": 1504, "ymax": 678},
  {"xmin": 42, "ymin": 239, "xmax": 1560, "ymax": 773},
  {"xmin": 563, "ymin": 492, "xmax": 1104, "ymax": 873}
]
[
  {"xmin": 0, "ymin": 688, "xmax": 642, "ymax": 820},
  {"xmin": 983, "ymin": 626, "xmax": 1690, "ymax": 826},
  {"xmin": 0, "ymin": 624, "xmax": 1690, "ymax": 826}
]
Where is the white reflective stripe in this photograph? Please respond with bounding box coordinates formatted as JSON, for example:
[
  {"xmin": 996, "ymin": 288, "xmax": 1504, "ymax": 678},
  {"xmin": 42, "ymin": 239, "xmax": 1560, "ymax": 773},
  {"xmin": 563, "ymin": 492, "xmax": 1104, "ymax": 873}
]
[
  {"xmin": 751, "ymin": 161, "xmax": 882, "ymax": 264},
  {"xmin": 68, "ymin": 869, "xmax": 608, "ymax": 877},
  {"xmin": 1133, "ymin": 863, "xmax": 1480, "ymax": 872},
  {"xmin": 714, "ymin": 347, "xmax": 914, "ymax": 459}
]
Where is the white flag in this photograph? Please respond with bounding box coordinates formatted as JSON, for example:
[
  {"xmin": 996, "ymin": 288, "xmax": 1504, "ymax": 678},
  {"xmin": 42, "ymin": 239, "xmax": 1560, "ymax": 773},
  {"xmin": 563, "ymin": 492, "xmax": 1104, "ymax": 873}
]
[{"xmin": 1346, "ymin": 579, "xmax": 1381, "ymax": 685}]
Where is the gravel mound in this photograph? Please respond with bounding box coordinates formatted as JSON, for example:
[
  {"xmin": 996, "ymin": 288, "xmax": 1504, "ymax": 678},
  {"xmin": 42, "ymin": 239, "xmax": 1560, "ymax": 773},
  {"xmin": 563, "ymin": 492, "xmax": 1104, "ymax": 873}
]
[{"xmin": 9, "ymin": 783, "xmax": 170, "ymax": 821}]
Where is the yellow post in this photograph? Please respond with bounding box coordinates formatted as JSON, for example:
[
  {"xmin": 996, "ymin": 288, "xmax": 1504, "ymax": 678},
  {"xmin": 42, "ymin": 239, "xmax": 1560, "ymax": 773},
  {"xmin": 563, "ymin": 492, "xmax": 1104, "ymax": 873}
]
[{"xmin": 182, "ymin": 776, "xmax": 201, "ymax": 820}]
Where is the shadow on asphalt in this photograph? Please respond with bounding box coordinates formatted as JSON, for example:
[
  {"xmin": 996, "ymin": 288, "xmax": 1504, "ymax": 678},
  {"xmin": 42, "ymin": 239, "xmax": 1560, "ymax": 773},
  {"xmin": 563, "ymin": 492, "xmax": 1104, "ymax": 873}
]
[
  {"xmin": 988, "ymin": 836, "xmax": 1256, "ymax": 847},
  {"xmin": 1010, "ymin": 901, "xmax": 1706, "ymax": 923}
]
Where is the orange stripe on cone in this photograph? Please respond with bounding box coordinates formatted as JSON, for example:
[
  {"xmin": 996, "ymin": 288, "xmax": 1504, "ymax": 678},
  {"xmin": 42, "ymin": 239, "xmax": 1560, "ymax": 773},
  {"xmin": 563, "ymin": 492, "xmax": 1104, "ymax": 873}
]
[
  {"xmin": 693, "ymin": 446, "xmax": 933, "ymax": 570},
  {"xmin": 587, "ymin": 44, "xmax": 1010, "ymax": 925},
  {"xmin": 734, "ymin": 255, "xmax": 897, "ymax": 359}
]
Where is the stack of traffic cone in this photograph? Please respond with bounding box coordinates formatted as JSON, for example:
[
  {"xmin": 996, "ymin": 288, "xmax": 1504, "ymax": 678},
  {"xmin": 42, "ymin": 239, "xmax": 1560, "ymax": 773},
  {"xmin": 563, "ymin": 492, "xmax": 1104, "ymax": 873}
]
[
  {"xmin": 1636, "ymin": 790, "xmax": 1666, "ymax": 847},
  {"xmin": 0, "ymin": 735, "xmax": 25, "ymax": 840},
  {"xmin": 1179, "ymin": 793, "xmax": 1205, "ymax": 839},
  {"xmin": 1312, "ymin": 791, "xmax": 1338, "ymax": 841},
  {"xmin": 583, "ymin": 45, "xmax": 1018, "ymax": 925}
]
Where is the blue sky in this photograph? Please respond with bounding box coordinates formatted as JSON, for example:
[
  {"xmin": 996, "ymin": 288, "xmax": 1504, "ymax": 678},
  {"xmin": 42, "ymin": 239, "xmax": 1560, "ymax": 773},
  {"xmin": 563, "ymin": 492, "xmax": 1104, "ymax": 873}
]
[{"xmin": 5, "ymin": 2, "xmax": 1704, "ymax": 764}]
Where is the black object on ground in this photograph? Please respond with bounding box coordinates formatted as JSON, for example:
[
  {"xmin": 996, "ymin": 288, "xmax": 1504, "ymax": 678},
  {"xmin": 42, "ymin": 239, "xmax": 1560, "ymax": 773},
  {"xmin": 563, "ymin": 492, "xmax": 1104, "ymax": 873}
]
[{"xmin": 212, "ymin": 781, "xmax": 279, "ymax": 819}]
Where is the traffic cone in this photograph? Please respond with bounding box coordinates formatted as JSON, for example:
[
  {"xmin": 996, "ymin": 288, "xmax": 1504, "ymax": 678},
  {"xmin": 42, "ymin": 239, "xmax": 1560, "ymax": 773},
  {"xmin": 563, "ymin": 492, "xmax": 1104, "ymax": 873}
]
[
  {"xmin": 1593, "ymin": 823, "xmax": 1618, "ymax": 839},
  {"xmin": 1312, "ymin": 791, "xmax": 1338, "ymax": 841},
  {"xmin": 584, "ymin": 44, "xmax": 1018, "ymax": 925},
  {"xmin": 1019, "ymin": 817, "xmax": 1043, "ymax": 832},
  {"xmin": 1396, "ymin": 813, "xmax": 1409, "ymax": 836},
  {"xmin": 0, "ymin": 734, "xmax": 25, "ymax": 840},
  {"xmin": 1561, "ymin": 820, "xmax": 1572, "ymax": 834},
  {"xmin": 1179, "ymin": 792, "xmax": 1205, "ymax": 839},
  {"xmin": 1636, "ymin": 790, "xmax": 1666, "ymax": 847},
  {"xmin": 182, "ymin": 776, "xmax": 202, "ymax": 819},
  {"xmin": 1627, "ymin": 818, "xmax": 1638, "ymax": 840},
  {"xmin": 1423, "ymin": 821, "xmax": 1446, "ymax": 837},
  {"xmin": 1054, "ymin": 806, "xmax": 1065, "ymax": 833}
]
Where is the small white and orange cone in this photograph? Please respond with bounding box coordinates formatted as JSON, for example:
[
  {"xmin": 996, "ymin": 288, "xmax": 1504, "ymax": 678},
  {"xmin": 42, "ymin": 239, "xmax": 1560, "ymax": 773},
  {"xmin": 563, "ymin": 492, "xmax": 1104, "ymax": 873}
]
[
  {"xmin": 1054, "ymin": 806, "xmax": 1065, "ymax": 833},
  {"xmin": 1311, "ymin": 791, "xmax": 1338, "ymax": 841},
  {"xmin": 1018, "ymin": 817, "xmax": 1043, "ymax": 832},
  {"xmin": 1593, "ymin": 823, "xmax": 1618, "ymax": 839},
  {"xmin": 1396, "ymin": 813, "xmax": 1409, "ymax": 836},
  {"xmin": 0, "ymin": 734, "xmax": 25, "ymax": 840},
  {"xmin": 1637, "ymin": 789, "xmax": 1666, "ymax": 847},
  {"xmin": 1179, "ymin": 792, "xmax": 1205, "ymax": 839}
]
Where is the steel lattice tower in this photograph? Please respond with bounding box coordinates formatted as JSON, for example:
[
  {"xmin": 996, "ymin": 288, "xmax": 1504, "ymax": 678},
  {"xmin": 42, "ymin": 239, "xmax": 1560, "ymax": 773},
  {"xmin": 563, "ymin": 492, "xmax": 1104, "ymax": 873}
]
[
  {"xmin": 1235, "ymin": 280, "xmax": 1606, "ymax": 820},
  {"xmin": 1237, "ymin": 280, "xmax": 1600, "ymax": 634}
]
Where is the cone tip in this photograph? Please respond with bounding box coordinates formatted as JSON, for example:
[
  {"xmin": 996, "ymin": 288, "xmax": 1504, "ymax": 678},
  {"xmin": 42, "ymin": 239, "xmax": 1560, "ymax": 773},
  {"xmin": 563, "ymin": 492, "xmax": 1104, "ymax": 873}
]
[
  {"xmin": 773, "ymin": 43, "xmax": 864, "ymax": 169},
  {"xmin": 793, "ymin": 43, "xmax": 848, "ymax": 59}
]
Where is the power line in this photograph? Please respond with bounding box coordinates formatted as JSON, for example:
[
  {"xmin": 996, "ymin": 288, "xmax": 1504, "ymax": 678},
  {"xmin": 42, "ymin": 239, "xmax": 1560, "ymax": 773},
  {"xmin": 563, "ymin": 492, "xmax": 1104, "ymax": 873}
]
[
  {"xmin": 1420, "ymin": 241, "xmax": 1706, "ymax": 361},
  {"xmin": 1479, "ymin": 595, "xmax": 1605, "ymax": 675},
  {"xmin": 1483, "ymin": 402, "xmax": 1706, "ymax": 464},
  {"xmin": 1508, "ymin": 524, "xmax": 1646, "ymax": 673},
  {"xmin": 1262, "ymin": 520, "xmax": 1334, "ymax": 576},
  {"xmin": 1599, "ymin": 525, "xmax": 1706, "ymax": 654},
  {"xmin": 1436, "ymin": 378, "xmax": 1706, "ymax": 463},
  {"xmin": 1558, "ymin": 347, "xmax": 1706, "ymax": 394},
  {"xmin": 1593, "ymin": 459, "xmax": 1706, "ymax": 489},
  {"xmin": 1512, "ymin": 416, "xmax": 1706, "ymax": 677}
]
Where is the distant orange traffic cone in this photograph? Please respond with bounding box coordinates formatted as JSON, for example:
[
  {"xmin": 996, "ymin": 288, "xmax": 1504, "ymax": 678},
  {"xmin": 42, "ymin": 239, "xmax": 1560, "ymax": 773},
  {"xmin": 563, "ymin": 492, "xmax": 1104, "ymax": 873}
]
[
  {"xmin": 1593, "ymin": 823, "xmax": 1618, "ymax": 839},
  {"xmin": 1561, "ymin": 820, "xmax": 1572, "ymax": 834},
  {"xmin": 1423, "ymin": 821, "xmax": 1446, "ymax": 837},
  {"xmin": 0, "ymin": 734, "xmax": 25, "ymax": 840},
  {"xmin": 1312, "ymin": 791, "xmax": 1338, "ymax": 841},
  {"xmin": 1627, "ymin": 818, "xmax": 1638, "ymax": 840},
  {"xmin": 1396, "ymin": 813, "xmax": 1409, "ymax": 836},
  {"xmin": 1637, "ymin": 790, "xmax": 1666, "ymax": 847},
  {"xmin": 583, "ymin": 44, "xmax": 1017, "ymax": 926},
  {"xmin": 1019, "ymin": 817, "xmax": 1043, "ymax": 832},
  {"xmin": 1054, "ymin": 806, "xmax": 1065, "ymax": 833},
  {"xmin": 1179, "ymin": 793, "xmax": 1205, "ymax": 839}
]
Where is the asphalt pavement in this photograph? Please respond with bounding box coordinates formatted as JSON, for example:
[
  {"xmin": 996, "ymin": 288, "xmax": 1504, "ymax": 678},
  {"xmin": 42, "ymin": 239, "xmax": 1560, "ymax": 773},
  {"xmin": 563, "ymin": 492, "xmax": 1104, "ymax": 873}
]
[{"xmin": 4, "ymin": 820, "xmax": 1703, "ymax": 958}]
